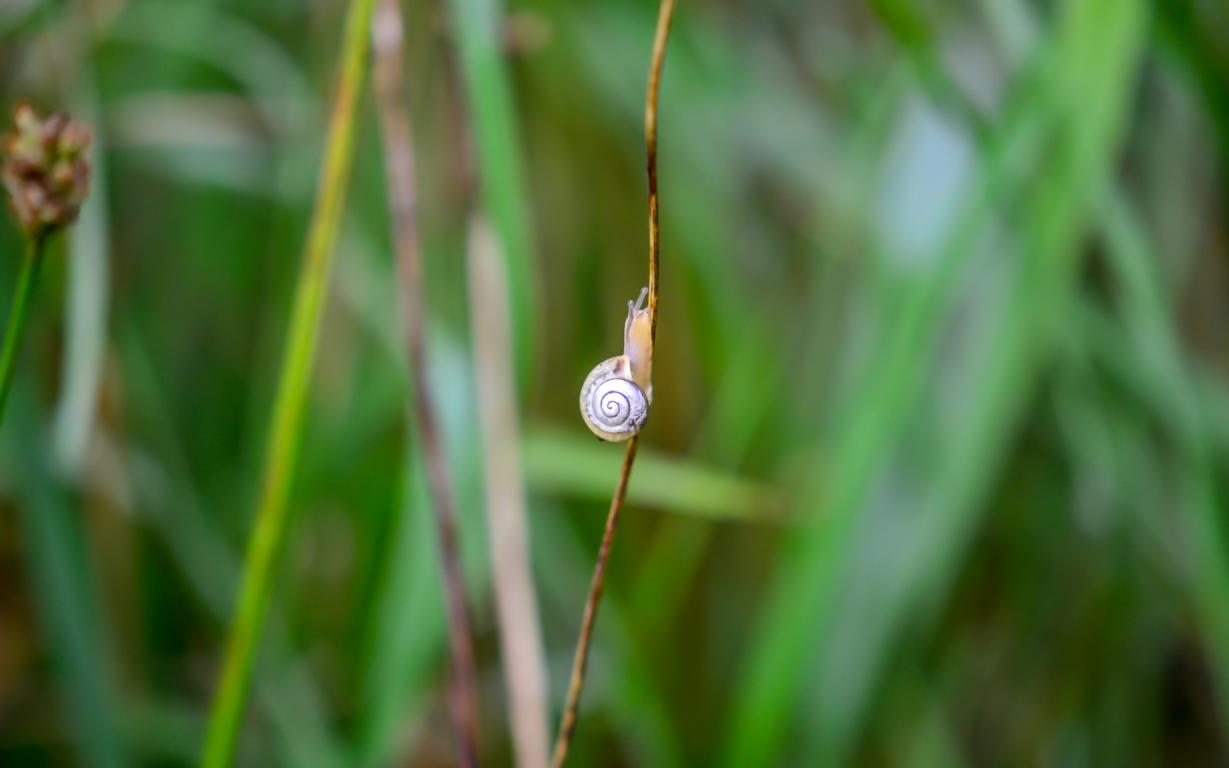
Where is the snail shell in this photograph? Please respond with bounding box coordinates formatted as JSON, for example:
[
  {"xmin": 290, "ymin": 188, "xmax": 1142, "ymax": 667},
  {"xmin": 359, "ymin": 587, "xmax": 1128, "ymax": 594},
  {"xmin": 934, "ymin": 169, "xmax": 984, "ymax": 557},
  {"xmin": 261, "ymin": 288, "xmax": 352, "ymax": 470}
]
[{"xmin": 579, "ymin": 356, "xmax": 648, "ymax": 441}]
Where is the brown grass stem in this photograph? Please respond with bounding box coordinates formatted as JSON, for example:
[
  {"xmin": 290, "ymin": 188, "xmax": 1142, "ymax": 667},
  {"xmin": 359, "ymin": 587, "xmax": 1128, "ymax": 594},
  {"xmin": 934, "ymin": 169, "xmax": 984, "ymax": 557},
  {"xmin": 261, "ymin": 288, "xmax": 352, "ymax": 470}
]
[
  {"xmin": 551, "ymin": 1, "xmax": 675, "ymax": 764},
  {"xmin": 371, "ymin": 1, "xmax": 481, "ymax": 765},
  {"xmin": 551, "ymin": 437, "xmax": 640, "ymax": 767},
  {"xmin": 645, "ymin": 0, "xmax": 674, "ymax": 345}
]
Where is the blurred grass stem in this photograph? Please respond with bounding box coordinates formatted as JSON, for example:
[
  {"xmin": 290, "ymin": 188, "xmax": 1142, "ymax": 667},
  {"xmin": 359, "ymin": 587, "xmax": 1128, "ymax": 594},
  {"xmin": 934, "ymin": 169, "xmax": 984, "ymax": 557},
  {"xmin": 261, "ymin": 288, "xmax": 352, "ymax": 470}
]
[
  {"xmin": 443, "ymin": 0, "xmax": 537, "ymax": 387},
  {"xmin": 200, "ymin": 0, "xmax": 377, "ymax": 764},
  {"xmin": 370, "ymin": 0, "xmax": 481, "ymax": 764},
  {"xmin": 0, "ymin": 234, "xmax": 47, "ymax": 427},
  {"xmin": 469, "ymin": 216, "xmax": 550, "ymax": 768},
  {"xmin": 551, "ymin": 1, "xmax": 674, "ymax": 764}
]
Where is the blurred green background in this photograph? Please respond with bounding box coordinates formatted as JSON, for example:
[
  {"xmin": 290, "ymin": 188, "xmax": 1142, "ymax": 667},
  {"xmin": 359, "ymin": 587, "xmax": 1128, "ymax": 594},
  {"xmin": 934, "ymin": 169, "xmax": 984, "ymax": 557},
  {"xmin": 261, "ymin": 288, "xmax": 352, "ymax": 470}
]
[{"xmin": 3, "ymin": 0, "xmax": 1229, "ymax": 765}]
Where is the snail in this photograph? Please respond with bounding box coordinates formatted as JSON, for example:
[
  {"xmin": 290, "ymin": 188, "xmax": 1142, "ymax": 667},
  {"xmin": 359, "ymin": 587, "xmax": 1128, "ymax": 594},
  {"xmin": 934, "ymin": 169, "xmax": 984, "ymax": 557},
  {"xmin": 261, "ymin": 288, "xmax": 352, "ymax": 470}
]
[{"xmin": 580, "ymin": 287, "xmax": 653, "ymax": 441}]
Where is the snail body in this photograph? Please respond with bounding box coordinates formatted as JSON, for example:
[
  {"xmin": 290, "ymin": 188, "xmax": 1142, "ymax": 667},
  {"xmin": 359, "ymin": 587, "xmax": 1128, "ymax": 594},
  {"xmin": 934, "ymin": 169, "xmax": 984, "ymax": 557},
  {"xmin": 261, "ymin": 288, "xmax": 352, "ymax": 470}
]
[{"xmin": 580, "ymin": 287, "xmax": 653, "ymax": 442}]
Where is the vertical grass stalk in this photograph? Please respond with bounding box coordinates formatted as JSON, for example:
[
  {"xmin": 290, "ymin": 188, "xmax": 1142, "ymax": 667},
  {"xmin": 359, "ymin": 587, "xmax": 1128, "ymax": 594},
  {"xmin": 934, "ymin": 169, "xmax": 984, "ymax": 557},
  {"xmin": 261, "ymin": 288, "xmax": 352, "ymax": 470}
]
[
  {"xmin": 0, "ymin": 234, "xmax": 47, "ymax": 426},
  {"xmin": 469, "ymin": 215, "xmax": 551, "ymax": 768},
  {"xmin": 443, "ymin": 0, "xmax": 537, "ymax": 388},
  {"xmin": 551, "ymin": 1, "xmax": 675, "ymax": 764},
  {"xmin": 200, "ymin": 0, "xmax": 377, "ymax": 764},
  {"xmin": 370, "ymin": 0, "xmax": 481, "ymax": 764}
]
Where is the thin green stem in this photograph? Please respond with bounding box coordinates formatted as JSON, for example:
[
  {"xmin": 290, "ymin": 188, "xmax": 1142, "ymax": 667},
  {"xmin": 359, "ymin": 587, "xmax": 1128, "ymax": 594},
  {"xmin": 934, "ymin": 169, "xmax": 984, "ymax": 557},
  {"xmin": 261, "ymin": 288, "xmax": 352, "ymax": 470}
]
[
  {"xmin": 0, "ymin": 234, "xmax": 48, "ymax": 427},
  {"xmin": 199, "ymin": 0, "xmax": 376, "ymax": 765}
]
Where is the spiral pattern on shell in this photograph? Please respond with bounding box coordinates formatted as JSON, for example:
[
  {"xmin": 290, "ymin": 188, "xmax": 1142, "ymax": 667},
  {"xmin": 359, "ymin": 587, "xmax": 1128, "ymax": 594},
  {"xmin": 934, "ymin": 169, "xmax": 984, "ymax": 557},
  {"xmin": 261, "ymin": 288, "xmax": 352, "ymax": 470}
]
[{"xmin": 580, "ymin": 357, "xmax": 648, "ymax": 441}]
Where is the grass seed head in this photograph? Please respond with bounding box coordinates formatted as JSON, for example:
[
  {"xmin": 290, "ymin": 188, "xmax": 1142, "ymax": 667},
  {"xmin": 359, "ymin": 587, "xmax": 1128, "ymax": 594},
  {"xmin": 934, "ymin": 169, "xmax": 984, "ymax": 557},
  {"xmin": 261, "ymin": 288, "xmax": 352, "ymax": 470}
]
[{"xmin": 2, "ymin": 103, "xmax": 92, "ymax": 239}]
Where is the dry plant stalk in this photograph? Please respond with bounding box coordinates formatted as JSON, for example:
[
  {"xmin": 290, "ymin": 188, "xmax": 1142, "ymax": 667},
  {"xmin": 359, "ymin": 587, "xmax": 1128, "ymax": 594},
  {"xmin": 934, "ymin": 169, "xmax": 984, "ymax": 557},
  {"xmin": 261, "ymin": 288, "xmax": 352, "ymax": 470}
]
[
  {"xmin": 371, "ymin": 0, "xmax": 480, "ymax": 765},
  {"xmin": 551, "ymin": 1, "xmax": 675, "ymax": 765},
  {"xmin": 468, "ymin": 217, "xmax": 551, "ymax": 768}
]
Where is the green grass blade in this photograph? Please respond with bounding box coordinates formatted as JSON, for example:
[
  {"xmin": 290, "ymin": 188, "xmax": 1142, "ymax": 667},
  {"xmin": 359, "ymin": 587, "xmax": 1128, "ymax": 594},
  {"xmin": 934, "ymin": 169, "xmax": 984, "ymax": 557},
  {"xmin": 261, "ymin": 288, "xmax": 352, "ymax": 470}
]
[
  {"xmin": 443, "ymin": 0, "xmax": 536, "ymax": 386},
  {"xmin": 522, "ymin": 427, "xmax": 778, "ymax": 522},
  {"xmin": 809, "ymin": 2, "xmax": 1147, "ymax": 763},
  {"xmin": 352, "ymin": 446, "xmax": 441, "ymax": 767},
  {"xmin": 201, "ymin": 0, "xmax": 377, "ymax": 763},
  {"xmin": 0, "ymin": 237, "xmax": 46, "ymax": 427},
  {"xmin": 723, "ymin": 0, "xmax": 1147, "ymax": 761},
  {"xmin": 722, "ymin": 85, "xmax": 1050, "ymax": 768},
  {"xmin": 1098, "ymin": 194, "xmax": 1229, "ymax": 721},
  {"xmin": 9, "ymin": 392, "xmax": 126, "ymax": 768},
  {"xmin": 350, "ymin": 342, "xmax": 493, "ymax": 766},
  {"xmin": 115, "ymin": 322, "xmax": 345, "ymax": 768}
]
